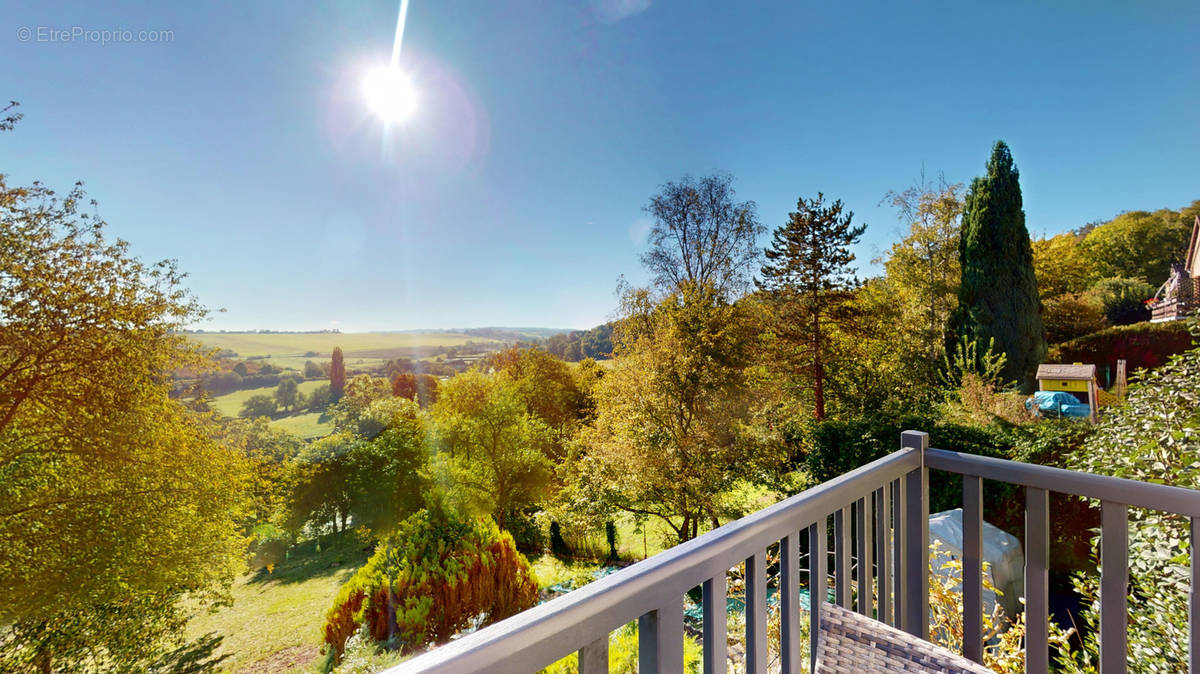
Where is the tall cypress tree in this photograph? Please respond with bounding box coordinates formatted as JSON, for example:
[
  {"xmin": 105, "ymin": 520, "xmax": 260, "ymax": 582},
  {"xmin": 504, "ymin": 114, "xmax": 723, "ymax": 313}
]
[
  {"xmin": 330, "ymin": 346, "xmax": 346, "ymax": 399},
  {"xmin": 948, "ymin": 141, "xmax": 1045, "ymax": 391}
]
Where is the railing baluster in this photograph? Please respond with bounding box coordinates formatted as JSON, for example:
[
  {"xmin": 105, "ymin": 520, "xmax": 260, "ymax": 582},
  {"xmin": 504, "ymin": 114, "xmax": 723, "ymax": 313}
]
[
  {"xmin": 809, "ymin": 518, "xmax": 827, "ymax": 674},
  {"xmin": 963, "ymin": 475, "xmax": 984, "ymax": 663},
  {"xmin": 781, "ymin": 533, "xmax": 802, "ymax": 674},
  {"xmin": 835, "ymin": 507, "xmax": 850, "ymax": 608},
  {"xmin": 746, "ymin": 552, "xmax": 767, "ymax": 674},
  {"xmin": 857, "ymin": 496, "xmax": 872, "ymax": 616},
  {"xmin": 1026, "ymin": 486, "xmax": 1050, "ymax": 674},
  {"xmin": 578, "ymin": 635, "xmax": 608, "ymax": 674},
  {"xmin": 894, "ymin": 477, "xmax": 905, "ymax": 627},
  {"xmin": 876, "ymin": 486, "xmax": 891, "ymax": 625},
  {"xmin": 1101, "ymin": 501, "xmax": 1128, "ymax": 674},
  {"xmin": 902, "ymin": 430, "xmax": 929, "ymax": 639},
  {"xmin": 638, "ymin": 602, "xmax": 683, "ymax": 674},
  {"xmin": 702, "ymin": 573, "xmax": 727, "ymax": 674},
  {"xmin": 1192, "ymin": 518, "xmax": 1199, "ymax": 674}
]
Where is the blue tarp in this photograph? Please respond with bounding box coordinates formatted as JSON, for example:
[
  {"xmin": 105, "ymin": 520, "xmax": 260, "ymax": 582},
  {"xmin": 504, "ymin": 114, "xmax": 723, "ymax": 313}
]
[{"xmin": 1026, "ymin": 390, "xmax": 1091, "ymax": 418}]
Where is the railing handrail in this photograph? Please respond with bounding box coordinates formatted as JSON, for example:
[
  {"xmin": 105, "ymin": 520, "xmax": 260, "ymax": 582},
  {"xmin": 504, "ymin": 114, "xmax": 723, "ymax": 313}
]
[
  {"xmin": 926, "ymin": 448, "xmax": 1200, "ymax": 517},
  {"xmin": 387, "ymin": 446, "xmax": 921, "ymax": 673}
]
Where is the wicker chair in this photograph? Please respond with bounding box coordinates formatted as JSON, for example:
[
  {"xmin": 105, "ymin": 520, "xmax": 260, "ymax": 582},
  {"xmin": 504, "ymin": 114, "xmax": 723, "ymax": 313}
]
[{"xmin": 817, "ymin": 602, "xmax": 994, "ymax": 673}]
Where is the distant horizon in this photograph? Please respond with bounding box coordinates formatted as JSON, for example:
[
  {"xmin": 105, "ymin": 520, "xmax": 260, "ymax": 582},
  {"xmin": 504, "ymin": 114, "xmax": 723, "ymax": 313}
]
[{"xmin": 184, "ymin": 325, "xmax": 585, "ymax": 335}]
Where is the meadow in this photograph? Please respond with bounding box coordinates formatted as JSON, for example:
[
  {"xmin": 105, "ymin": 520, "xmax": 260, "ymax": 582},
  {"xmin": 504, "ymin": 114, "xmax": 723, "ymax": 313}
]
[{"xmin": 208, "ymin": 380, "xmax": 329, "ymax": 418}]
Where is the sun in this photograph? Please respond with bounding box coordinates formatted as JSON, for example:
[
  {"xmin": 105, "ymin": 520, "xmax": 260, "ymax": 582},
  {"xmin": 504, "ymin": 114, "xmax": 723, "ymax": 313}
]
[{"xmin": 362, "ymin": 66, "xmax": 417, "ymax": 123}]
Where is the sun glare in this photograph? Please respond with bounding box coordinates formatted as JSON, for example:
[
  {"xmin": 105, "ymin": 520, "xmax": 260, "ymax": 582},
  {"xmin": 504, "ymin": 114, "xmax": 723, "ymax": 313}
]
[{"xmin": 363, "ymin": 66, "xmax": 417, "ymax": 123}]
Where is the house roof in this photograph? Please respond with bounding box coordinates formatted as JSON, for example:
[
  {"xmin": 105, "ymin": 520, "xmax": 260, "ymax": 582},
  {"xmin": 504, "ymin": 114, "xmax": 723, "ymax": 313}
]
[{"xmin": 1036, "ymin": 363, "xmax": 1096, "ymax": 381}]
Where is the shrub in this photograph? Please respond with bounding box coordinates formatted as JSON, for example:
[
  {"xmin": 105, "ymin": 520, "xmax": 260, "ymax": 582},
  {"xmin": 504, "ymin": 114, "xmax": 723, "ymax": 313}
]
[
  {"xmin": 1049, "ymin": 320, "xmax": 1193, "ymax": 382},
  {"xmin": 1042, "ymin": 293, "xmax": 1108, "ymax": 344},
  {"xmin": 1053, "ymin": 331, "xmax": 1200, "ymax": 673},
  {"xmin": 322, "ymin": 510, "xmax": 539, "ymax": 662},
  {"xmin": 1091, "ymin": 276, "xmax": 1155, "ymax": 326}
]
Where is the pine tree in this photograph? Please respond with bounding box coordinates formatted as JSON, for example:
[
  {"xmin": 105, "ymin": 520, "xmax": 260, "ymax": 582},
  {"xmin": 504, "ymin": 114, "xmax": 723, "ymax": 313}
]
[
  {"xmin": 330, "ymin": 346, "xmax": 346, "ymax": 399},
  {"xmin": 948, "ymin": 141, "xmax": 1045, "ymax": 391},
  {"xmin": 758, "ymin": 193, "xmax": 866, "ymax": 419}
]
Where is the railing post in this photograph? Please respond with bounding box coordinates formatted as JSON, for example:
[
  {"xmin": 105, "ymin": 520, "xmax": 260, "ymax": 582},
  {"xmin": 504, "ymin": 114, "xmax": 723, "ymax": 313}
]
[
  {"xmin": 962, "ymin": 475, "xmax": 984, "ymax": 664},
  {"xmin": 780, "ymin": 533, "xmax": 802, "ymax": 674},
  {"xmin": 893, "ymin": 477, "xmax": 904, "ymax": 627},
  {"xmin": 578, "ymin": 636, "xmax": 608, "ymax": 674},
  {"xmin": 856, "ymin": 496, "xmax": 872, "ymax": 617},
  {"xmin": 1100, "ymin": 502, "xmax": 1128, "ymax": 674},
  {"xmin": 746, "ymin": 552, "xmax": 768, "ymax": 674},
  {"xmin": 639, "ymin": 602, "xmax": 683, "ymax": 674},
  {"xmin": 809, "ymin": 519, "xmax": 827, "ymax": 674},
  {"xmin": 1026, "ymin": 487, "xmax": 1050, "ymax": 674},
  {"xmin": 902, "ymin": 430, "xmax": 929, "ymax": 639},
  {"xmin": 1192, "ymin": 517, "xmax": 1199, "ymax": 674},
  {"xmin": 875, "ymin": 486, "xmax": 892, "ymax": 625},
  {"xmin": 702, "ymin": 573, "xmax": 727, "ymax": 674},
  {"xmin": 835, "ymin": 507, "xmax": 850, "ymax": 608}
]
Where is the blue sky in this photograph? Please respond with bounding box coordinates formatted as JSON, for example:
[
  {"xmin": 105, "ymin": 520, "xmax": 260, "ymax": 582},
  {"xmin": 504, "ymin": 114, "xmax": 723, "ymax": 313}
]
[{"xmin": 5, "ymin": 1, "xmax": 1198, "ymax": 331}]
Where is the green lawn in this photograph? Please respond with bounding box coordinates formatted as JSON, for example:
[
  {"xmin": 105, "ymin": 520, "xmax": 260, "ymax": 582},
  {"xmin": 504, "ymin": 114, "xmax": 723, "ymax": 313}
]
[
  {"xmin": 184, "ymin": 531, "xmax": 369, "ymax": 673},
  {"xmin": 209, "ymin": 380, "xmax": 327, "ymax": 418},
  {"xmin": 269, "ymin": 412, "xmax": 333, "ymax": 440}
]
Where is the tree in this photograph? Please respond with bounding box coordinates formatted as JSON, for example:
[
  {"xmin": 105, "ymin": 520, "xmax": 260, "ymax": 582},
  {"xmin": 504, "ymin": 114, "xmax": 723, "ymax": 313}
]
[
  {"xmin": 240, "ymin": 393, "xmax": 278, "ymax": 418},
  {"xmin": 1031, "ymin": 232, "xmax": 1098, "ymax": 300},
  {"xmin": 274, "ymin": 375, "xmax": 300, "ymax": 412},
  {"xmin": 577, "ymin": 282, "xmax": 778, "ymax": 543},
  {"xmin": 286, "ymin": 397, "xmax": 430, "ymax": 535},
  {"xmin": 304, "ymin": 359, "xmax": 323, "ymax": 378},
  {"xmin": 757, "ymin": 193, "xmax": 866, "ymax": 420},
  {"xmin": 641, "ymin": 172, "xmax": 765, "ymax": 298},
  {"xmin": 1081, "ymin": 208, "xmax": 1192, "ymax": 285},
  {"xmin": 391, "ymin": 372, "xmax": 440, "ymax": 407},
  {"xmin": 948, "ymin": 141, "xmax": 1046, "ymax": 391},
  {"xmin": 233, "ymin": 361, "xmax": 249, "ymax": 377},
  {"xmin": 881, "ymin": 175, "xmax": 964, "ymax": 361},
  {"xmin": 431, "ymin": 371, "xmax": 553, "ymax": 530},
  {"xmin": 489, "ymin": 346, "xmax": 584, "ymax": 456},
  {"xmin": 0, "ymin": 112, "xmax": 251, "ymax": 668},
  {"xmin": 330, "ymin": 346, "xmax": 346, "ymax": 398}
]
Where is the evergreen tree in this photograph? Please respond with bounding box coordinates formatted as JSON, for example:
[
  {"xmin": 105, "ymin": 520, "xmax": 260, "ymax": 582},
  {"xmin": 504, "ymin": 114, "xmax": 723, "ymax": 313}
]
[
  {"xmin": 758, "ymin": 193, "xmax": 866, "ymax": 419},
  {"xmin": 948, "ymin": 141, "xmax": 1045, "ymax": 391},
  {"xmin": 330, "ymin": 346, "xmax": 346, "ymax": 399}
]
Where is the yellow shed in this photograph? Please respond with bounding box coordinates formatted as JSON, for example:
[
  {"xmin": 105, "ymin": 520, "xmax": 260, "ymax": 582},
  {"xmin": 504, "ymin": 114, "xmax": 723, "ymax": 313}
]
[{"xmin": 1035, "ymin": 363, "xmax": 1098, "ymax": 422}]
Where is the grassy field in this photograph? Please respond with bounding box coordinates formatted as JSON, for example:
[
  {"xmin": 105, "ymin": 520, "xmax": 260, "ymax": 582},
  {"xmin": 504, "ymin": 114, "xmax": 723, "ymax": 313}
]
[
  {"xmin": 270, "ymin": 412, "xmax": 333, "ymax": 440},
  {"xmin": 209, "ymin": 380, "xmax": 328, "ymax": 418},
  {"xmin": 190, "ymin": 332, "xmax": 507, "ymax": 370},
  {"xmin": 184, "ymin": 531, "xmax": 370, "ymax": 673}
]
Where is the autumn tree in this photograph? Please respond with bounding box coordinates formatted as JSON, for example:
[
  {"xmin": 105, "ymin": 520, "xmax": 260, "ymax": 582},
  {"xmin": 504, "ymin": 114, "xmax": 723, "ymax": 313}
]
[
  {"xmin": 391, "ymin": 372, "xmax": 440, "ymax": 407},
  {"xmin": 488, "ymin": 346, "xmax": 584, "ymax": 459},
  {"xmin": 642, "ymin": 172, "xmax": 765, "ymax": 299},
  {"xmin": 431, "ymin": 371, "xmax": 553, "ymax": 531},
  {"xmin": 757, "ymin": 193, "xmax": 866, "ymax": 419},
  {"xmin": 330, "ymin": 346, "xmax": 346, "ymax": 398},
  {"xmin": 881, "ymin": 175, "xmax": 964, "ymax": 361},
  {"xmin": 577, "ymin": 282, "xmax": 778, "ymax": 543},
  {"xmin": 0, "ymin": 108, "xmax": 251, "ymax": 669},
  {"xmin": 948, "ymin": 141, "xmax": 1046, "ymax": 390}
]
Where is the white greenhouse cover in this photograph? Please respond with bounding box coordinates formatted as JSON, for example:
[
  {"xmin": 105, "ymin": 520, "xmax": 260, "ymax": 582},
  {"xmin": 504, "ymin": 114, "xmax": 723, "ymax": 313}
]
[{"xmin": 928, "ymin": 508, "xmax": 1025, "ymax": 620}]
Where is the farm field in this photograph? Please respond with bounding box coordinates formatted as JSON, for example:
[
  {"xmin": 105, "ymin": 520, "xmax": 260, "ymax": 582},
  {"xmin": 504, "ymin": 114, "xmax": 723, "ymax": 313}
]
[
  {"xmin": 189, "ymin": 332, "xmax": 509, "ymax": 370},
  {"xmin": 208, "ymin": 380, "xmax": 328, "ymax": 418}
]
